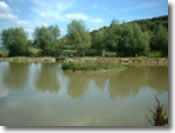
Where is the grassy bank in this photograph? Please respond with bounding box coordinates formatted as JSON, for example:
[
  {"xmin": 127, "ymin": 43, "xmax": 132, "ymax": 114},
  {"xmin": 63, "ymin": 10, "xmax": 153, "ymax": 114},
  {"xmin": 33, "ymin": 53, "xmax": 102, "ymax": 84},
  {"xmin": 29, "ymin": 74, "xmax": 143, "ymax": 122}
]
[
  {"xmin": 0, "ymin": 57, "xmax": 56, "ymax": 63},
  {"xmin": 64, "ymin": 57, "xmax": 168, "ymax": 66},
  {"xmin": 0, "ymin": 57, "xmax": 168, "ymax": 66}
]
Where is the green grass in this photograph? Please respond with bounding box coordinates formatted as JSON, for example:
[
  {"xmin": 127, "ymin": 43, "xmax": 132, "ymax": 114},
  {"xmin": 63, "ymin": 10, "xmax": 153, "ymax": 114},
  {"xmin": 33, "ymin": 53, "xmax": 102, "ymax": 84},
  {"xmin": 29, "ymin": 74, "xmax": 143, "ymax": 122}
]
[
  {"xmin": 0, "ymin": 49, "xmax": 9, "ymax": 57},
  {"xmin": 62, "ymin": 60, "xmax": 123, "ymax": 71},
  {"xmin": 149, "ymin": 51, "xmax": 163, "ymax": 58}
]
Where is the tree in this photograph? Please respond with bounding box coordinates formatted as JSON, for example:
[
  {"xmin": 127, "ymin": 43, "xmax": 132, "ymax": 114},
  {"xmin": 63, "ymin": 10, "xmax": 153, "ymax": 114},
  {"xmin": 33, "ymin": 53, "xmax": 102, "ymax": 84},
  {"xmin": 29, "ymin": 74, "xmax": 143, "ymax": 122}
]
[
  {"xmin": 105, "ymin": 20, "xmax": 121, "ymax": 52},
  {"xmin": 91, "ymin": 29, "xmax": 107, "ymax": 56},
  {"xmin": 67, "ymin": 20, "xmax": 91, "ymax": 56},
  {"xmin": 33, "ymin": 25, "xmax": 61, "ymax": 56},
  {"xmin": 116, "ymin": 23, "xmax": 150, "ymax": 57},
  {"xmin": 1, "ymin": 27, "xmax": 30, "ymax": 56},
  {"xmin": 48, "ymin": 25, "xmax": 60, "ymax": 41},
  {"xmin": 110, "ymin": 19, "xmax": 120, "ymax": 27},
  {"xmin": 151, "ymin": 25, "xmax": 168, "ymax": 57},
  {"xmin": 33, "ymin": 26, "xmax": 51, "ymax": 49}
]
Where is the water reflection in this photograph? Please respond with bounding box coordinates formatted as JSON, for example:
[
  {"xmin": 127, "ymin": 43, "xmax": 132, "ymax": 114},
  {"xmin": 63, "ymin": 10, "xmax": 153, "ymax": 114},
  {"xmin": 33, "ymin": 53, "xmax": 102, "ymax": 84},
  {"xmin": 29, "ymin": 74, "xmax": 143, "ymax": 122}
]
[
  {"xmin": 36, "ymin": 63, "xmax": 60, "ymax": 93},
  {"xmin": 65, "ymin": 72, "xmax": 90, "ymax": 98},
  {"xmin": 65, "ymin": 66, "xmax": 168, "ymax": 99},
  {"xmin": 109, "ymin": 66, "xmax": 168, "ymax": 99},
  {"xmin": 0, "ymin": 63, "xmax": 168, "ymax": 99},
  {"xmin": 147, "ymin": 67, "xmax": 168, "ymax": 92},
  {"xmin": 65, "ymin": 70, "xmax": 122, "ymax": 98},
  {"xmin": 2, "ymin": 63, "xmax": 29, "ymax": 90},
  {"xmin": 0, "ymin": 62, "xmax": 9, "ymax": 97},
  {"xmin": 0, "ymin": 62, "xmax": 169, "ymax": 126},
  {"xmin": 109, "ymin": 66, "xmax": 149, "ymax": 99}
]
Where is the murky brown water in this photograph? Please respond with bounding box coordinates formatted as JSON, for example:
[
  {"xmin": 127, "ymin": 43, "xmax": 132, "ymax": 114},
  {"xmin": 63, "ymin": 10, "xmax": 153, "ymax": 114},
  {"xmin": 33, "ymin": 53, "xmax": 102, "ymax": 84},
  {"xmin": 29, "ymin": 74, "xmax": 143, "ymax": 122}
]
[{"xmin": 0, "ymin": 62, "xmax": 168, "ymax": 126}]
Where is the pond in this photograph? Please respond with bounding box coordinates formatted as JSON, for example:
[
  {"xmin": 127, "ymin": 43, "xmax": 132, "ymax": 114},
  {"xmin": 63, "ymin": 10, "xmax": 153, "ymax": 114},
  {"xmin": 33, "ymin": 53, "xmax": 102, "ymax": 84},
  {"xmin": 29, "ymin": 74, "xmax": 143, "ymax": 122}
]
[{"xmin": 0, "ymin": 62, "xmax": 168, "ymax": 126}]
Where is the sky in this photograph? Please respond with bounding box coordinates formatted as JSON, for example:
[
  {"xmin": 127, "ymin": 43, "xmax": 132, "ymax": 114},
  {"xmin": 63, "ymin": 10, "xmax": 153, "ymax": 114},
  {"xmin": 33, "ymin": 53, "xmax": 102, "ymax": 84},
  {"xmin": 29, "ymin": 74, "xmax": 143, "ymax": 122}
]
[{"xmin": 0, "ymin": 0, "xmax": 168, "ymax": 39}]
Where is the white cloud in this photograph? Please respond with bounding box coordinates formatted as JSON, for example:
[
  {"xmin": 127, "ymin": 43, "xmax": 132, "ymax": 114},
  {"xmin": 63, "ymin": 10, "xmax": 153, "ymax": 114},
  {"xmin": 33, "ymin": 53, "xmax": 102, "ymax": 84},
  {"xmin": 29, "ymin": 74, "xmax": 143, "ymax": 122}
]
[
  {"xmin": 0, "ymin": 1, "xmax": 31, "ymax": 25},
  {"xmin": 0, "ymin": 1, "xmax": 34, "ymax": 39},
  {"xmin": 0, "ymin": 1, "xmax": 11, "ymax": 13},
  {"xmin": 64, "ymin": 13, "xmax": 88, "ymax": 20},
  {"xmin": 31, "ymin": 0, "xmax": 75, "ymax": 12},
  {"xmin": 16, "ymin": 20, "xmax": 30, "ymax": 25},
  {"xmin": 64, "ymin": 13, "xmax": 104, "ymax": 23},
  {"xmin": 0, "ymin": 1, "xmax": 17, "ymax": 21},
  {"xmin": 31, "ymin": 8, "xmax": 66, "ymax": 22},
  {"xmin": 0, "ymin": 13, "xmax": 17, "ymax": 21},
  {"xmin": 30, "ymin": 0, "xmax": 75, "ymax": 21},
  {"xmin": 31, "ymin": 0, "xmax": 104, "ymax": 24},
  {"xmin": 0, "ymin": 0, "xmax": 105, "ymax": 37}
]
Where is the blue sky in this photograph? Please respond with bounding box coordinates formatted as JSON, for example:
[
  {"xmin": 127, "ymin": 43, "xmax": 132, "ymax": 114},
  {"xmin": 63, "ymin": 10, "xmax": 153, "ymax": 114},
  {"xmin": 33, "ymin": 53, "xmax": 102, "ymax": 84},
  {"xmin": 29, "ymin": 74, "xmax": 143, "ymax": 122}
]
[{"xmin": 0, "ymin": 0, "xmax": 168, "ymax": 38}]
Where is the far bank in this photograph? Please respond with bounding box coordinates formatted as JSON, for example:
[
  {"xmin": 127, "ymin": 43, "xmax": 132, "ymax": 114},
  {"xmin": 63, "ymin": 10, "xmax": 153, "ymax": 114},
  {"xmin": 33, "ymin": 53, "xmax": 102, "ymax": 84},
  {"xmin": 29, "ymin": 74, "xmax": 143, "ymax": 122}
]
[{"xmin": 0, "ymin": 57, "xmax": 168, "ymax": 66}]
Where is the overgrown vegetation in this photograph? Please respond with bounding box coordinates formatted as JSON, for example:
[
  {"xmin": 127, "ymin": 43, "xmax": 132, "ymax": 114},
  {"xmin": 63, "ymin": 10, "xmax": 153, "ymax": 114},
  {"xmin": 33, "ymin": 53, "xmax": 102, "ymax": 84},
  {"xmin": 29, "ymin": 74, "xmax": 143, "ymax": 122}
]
[
  {"xmin": 67, "ymin": 20, "xmax": 91, "ymax": 56},
  {"xmin": 1, "ymin": 28, "xmax": 31, "ymax": 56},
  {"xmin": 33, "ymin": 25, "xmax": 62, "ymax": 56},
  {"xmin": 62, "ymin": 60, "xmax": 123, "ymax": 71},
  {"xmin": 0, "ymin": 15, "xmax": 168, "ymax": 58}
]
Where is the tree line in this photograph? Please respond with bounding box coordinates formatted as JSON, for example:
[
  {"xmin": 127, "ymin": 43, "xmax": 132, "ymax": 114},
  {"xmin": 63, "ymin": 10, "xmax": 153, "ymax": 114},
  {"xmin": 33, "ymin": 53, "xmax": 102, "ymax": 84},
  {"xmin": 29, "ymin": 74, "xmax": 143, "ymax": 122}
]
[{"xmin": 0, "ymin": 15, "xmax": 168, "ymax": 57}]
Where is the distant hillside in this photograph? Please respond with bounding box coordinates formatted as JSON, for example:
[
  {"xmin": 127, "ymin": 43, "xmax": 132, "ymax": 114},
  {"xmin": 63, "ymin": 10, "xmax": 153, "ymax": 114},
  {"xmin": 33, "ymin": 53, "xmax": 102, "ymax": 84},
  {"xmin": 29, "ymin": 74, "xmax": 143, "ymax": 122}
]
[
  {"xmin": 92, "ymin": 15, "xmax": 168, "ymax": 33},
  {"xmin": 130, "ymin": 15, "xmax": 168, "ymax": 32}
]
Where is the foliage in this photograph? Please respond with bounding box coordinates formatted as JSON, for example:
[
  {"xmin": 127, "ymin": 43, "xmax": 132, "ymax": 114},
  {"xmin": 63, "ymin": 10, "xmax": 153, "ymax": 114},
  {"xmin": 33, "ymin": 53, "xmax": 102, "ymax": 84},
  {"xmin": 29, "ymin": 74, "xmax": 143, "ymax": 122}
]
[
  {"xmin": 150, "ymin": 25, "xmax": 168, "ymax": 57},
  {"xmin": 115, "ymin": 23, "xmax": 150, "ymax": 57},
  {"xmin": 0, "ymin": 15, "xmax": 168, "ymax": 57},
  {"xmin": 89, "ymin": 15, "xmax": 168, "ymax": 57},
  {"xmin": 132, "ymin": 15, "xmax": 168, "ymax": 32},
  {"xmin": 149, "ymin": 51, "xmax": 162, "ymax": 58},
  {"xmin": 33, "ymin": 25, "xmax": 62, "ymax": 56},
  {"xmin": 0, "ymin": 49, "xmax": 9, "ymax": 57},
  {"xmin": 85, "ymin": 49, "xmax": 100, "ymax": 56},
  {"xmin": 67, "ymin": 20, "xmax": 91, "ymax": 56},
  {"xmin": 1, "ymin": 27, "xmax": 30, "ymax": 56},
  {"xmin": 62, "ymin": 60, "xmax": 123, "ymax": 71},
  {"xmin": 147, "ymin": 96, "xmax": 168, "ymax": 126},
  {"xmin": 91, "ymin": 29, "xmax": 107, "ymax": 56}
]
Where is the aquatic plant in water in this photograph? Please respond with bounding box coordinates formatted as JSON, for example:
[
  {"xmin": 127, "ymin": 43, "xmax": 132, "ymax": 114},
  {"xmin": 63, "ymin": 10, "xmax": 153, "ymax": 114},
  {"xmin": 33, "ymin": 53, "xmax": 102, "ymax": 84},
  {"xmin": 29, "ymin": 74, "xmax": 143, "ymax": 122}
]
[{"xmin": 146, "ymin": 96, "xmax": 168, "ymax": 126}]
